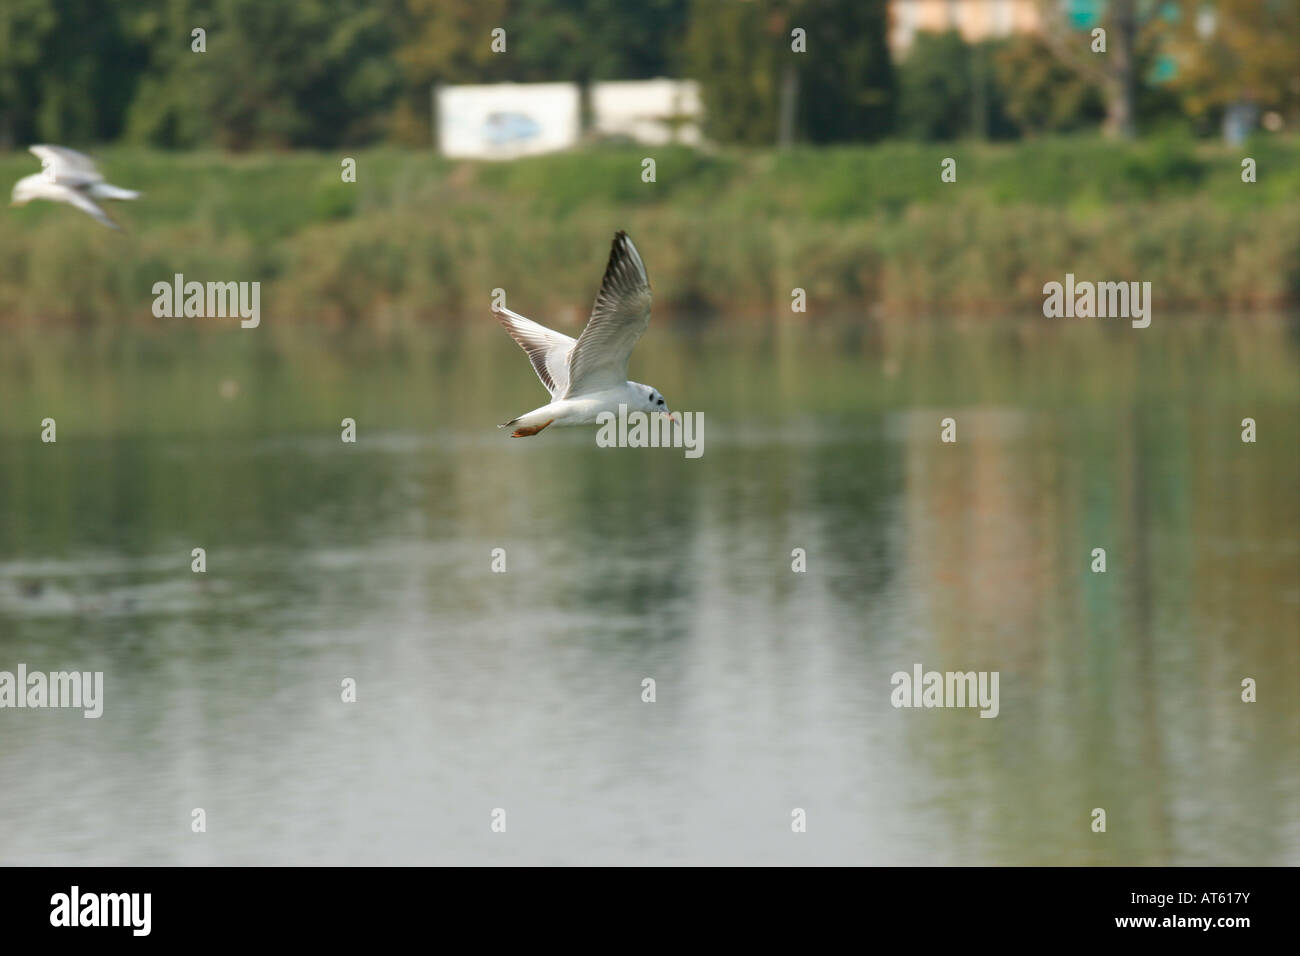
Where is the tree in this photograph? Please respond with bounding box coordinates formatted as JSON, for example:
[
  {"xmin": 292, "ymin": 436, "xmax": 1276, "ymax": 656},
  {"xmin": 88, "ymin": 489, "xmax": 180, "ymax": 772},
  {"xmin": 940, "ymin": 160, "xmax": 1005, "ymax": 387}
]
[
  {"xmin": 791, "ymin": 0, "xmax": 894, "ymax": 143},
  {"xmin": 0, "ymin": 0, "xmax": 140, "ymax": 147},
  {"xmin": 1162, "ymin": 0, "xmax": 1300, "ymax": 134},
  {"xmin": 391, "ymin": 0, "xmax": 690, "ymax": 144},
  {"xmin": 687, "ymin": 0, "xmax": 894, "ymax": 145},
  {"xmin": 1034, "ymin": 0, "xmax": 1147, "ymax": 139},
  {"xmin": 122, "ymin": 0, "xmax": 402, "ymax": 150},
  {"xmin": 686, "ymin": 0, "xmax": 780, "ymax": 145},
  {"xmin": 0, "ymin": 0, "xmax": 58, "ymax": 147},
  {"xmin": 995, "ymin": 34, "xmax": 1105, "ymax": 135},
  {"xmin": 898, "ymin": 31, "xmax": 971, "ymax": 141}
]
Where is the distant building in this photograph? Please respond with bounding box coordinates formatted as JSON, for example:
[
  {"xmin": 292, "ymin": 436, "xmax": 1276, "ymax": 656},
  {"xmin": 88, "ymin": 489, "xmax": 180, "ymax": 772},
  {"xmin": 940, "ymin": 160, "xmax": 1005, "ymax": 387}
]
[
  {"xmin": 889, "ymin": 1, "xmax": 1186, "ymax": 89},
  {"xmin": 889, "ymin": 0, "xmax": 1044, "ymax": 56},
  {"xmin": 437, "ymin": 83, "xmax": 580, "ymax": 159},
  {"xmin": 436, "ymin": 79, "xmax": 701, "ymax": 159},
  {"xmin": 590, "ymin": 79, "xmax": 702, "ymax": 147}
]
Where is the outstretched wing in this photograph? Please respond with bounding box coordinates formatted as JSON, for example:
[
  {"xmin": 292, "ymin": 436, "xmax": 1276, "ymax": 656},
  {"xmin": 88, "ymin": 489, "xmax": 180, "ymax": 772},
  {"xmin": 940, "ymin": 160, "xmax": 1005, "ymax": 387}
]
[
  {"xmin": 564, "ymin": 231, "xmax": 652, "ymax": 397},
  {"xmin": 59, "ymin": 186, "xmax": 120, "ymax": 230},
  {"xmin": 30, "ymin": 145, "xmax": 103, "ymax": 187},
  {"xmin": 492, "ymin": 304, "xmax": 576, "ymax": 398}
]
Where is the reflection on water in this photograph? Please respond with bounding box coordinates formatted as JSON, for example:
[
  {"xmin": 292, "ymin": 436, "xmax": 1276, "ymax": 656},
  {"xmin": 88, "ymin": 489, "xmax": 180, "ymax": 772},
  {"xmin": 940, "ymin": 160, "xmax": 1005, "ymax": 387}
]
[{"xmin": 0, "ymin": 320, "xmax": 1296, "ymax": 864}]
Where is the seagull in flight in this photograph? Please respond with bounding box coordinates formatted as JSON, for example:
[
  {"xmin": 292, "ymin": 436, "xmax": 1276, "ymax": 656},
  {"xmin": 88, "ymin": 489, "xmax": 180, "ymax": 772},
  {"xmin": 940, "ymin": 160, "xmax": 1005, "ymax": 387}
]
[
  {"xmin": 10, "ymin": 145, "xmax": 140, "ymax": 229},
  {"xmin": 494, "ymin": 231, "xmax": 677, "ymax": 437}
]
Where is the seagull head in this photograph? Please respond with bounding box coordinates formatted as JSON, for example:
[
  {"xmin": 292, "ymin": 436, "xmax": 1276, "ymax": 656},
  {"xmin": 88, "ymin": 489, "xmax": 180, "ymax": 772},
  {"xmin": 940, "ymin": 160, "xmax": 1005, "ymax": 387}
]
[{"xmin": 636, "ymin": 383, "xmax": 679, "ymax": 424}]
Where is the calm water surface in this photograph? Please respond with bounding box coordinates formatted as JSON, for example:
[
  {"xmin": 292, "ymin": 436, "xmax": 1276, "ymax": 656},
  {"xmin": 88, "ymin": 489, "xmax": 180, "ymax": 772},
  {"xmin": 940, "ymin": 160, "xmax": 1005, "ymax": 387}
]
[{"xmin": 0, "ymin": 319, "xmax": 1296, "ymax": 864}]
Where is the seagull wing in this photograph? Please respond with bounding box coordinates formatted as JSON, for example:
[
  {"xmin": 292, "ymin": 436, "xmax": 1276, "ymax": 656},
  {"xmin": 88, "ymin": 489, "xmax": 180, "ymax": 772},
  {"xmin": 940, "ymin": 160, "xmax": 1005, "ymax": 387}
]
[
  {"xmin": 565, "ymin": 231, "xmax": 652, "ymax": 397},
  {"xmin": 60, "ymin": 186, "xmax": 120, "ymax": 230},
  {"xmin": 30, "ymin": 145, "xmax": 103, "ymax": 187},
  {"xmin": 492, "ymin": 304, "xmax": 576, "ymax": 398}
]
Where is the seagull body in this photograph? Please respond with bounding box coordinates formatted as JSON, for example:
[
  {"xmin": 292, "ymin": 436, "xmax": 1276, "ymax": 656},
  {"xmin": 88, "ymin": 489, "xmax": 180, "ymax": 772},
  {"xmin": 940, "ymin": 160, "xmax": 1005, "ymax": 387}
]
[
  {"xmin": 11, "ymin": 145, "xmax": 140, "ymax": 229},
  {"xmin": 494, "ymin": 231, "xmax": 675, "ymax": 437}
]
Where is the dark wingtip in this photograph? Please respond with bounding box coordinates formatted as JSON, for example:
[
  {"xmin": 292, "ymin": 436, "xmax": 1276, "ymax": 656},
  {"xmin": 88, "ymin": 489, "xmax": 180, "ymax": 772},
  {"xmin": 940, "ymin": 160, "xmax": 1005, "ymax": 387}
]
[{"xmin": 604, "ymin": 231, "xmax": 631, "ymax": 279}]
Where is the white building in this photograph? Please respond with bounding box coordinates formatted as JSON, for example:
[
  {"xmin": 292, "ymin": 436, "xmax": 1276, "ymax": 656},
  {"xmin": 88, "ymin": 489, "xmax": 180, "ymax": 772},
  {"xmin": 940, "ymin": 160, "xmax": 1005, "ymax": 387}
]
[
  {"xmin": 437, "ymin": 83, "xmax": 581, "ymax": 159},
  {"xmin": 436, "ymin": 79, "xmax": 702, "ymax": 159},
  {"xmin": 590, "ymin": 79, "xmax": 702, "ymax": 146}
]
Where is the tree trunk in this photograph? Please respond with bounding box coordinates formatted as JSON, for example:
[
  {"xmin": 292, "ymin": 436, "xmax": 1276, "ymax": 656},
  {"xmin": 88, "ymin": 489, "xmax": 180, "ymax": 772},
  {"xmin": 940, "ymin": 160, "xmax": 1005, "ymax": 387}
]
[
  {"xmin": 1104, "ymin": 0, "xmax": 1138, "ymax": 139},
  {"xmin": 971, "ymin": 42, "xmax": 988, "ymax": 140},
  {"xmin": 777, "ymin": 65, "xmax": 798, "ymax": 149}
]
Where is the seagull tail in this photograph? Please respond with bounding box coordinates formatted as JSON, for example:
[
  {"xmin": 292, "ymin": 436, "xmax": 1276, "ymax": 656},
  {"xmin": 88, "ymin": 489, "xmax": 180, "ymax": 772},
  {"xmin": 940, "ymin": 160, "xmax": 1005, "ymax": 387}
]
[{"xmin": 90, "ymin": 183, "xmax": 140, "ymax": 201}]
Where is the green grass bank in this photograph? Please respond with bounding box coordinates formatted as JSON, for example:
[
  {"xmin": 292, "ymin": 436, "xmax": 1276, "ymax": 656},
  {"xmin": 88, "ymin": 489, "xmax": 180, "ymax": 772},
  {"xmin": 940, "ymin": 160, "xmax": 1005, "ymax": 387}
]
[{"xmin": 1, "ymin": 135, "xmax": 1296, "ymax": 326}]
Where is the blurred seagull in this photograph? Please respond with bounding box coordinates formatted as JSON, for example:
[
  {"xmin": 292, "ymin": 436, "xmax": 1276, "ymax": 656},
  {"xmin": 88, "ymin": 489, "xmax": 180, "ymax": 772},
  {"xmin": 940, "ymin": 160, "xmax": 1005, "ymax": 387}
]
[
  {"xmin": 10, "ymin": 145, "xmax": 140, "ymax": 229},
  {"xmin": 494, "ymin": 231, "xmax": 677, "ymax": 437}
]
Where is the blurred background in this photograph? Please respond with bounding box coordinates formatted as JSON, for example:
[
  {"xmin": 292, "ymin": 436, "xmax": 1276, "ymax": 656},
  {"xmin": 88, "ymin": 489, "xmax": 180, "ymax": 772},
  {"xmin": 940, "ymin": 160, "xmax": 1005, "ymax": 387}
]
[{"xmin": 0, "ymin": 0, "xmax": 1296, "ymax": 864}]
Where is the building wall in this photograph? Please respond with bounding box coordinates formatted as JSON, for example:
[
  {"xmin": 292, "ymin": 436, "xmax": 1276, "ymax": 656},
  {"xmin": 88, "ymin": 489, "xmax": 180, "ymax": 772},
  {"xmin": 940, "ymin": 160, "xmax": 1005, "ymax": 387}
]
[
  {"xmin": 890, "ymin": 0, "xmax": 1043, "ymax": 55},
  {"xmin": 590, "ymin": 79, "xmax": 703, "ymax": 146},
  {"xmin": 437, "ymin": 83, "xmax": 581, "ymax": 159},
  {"xmin": 437, "ymin": 79, "xmax": 702, "ymax": 158}
]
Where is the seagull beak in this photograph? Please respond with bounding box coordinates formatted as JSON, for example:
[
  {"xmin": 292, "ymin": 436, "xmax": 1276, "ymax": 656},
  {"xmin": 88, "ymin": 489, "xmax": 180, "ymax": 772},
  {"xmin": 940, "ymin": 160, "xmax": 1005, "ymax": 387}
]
[{"xmin": 667, "ymin": 411, "xmax": 681, "ymax": 425}]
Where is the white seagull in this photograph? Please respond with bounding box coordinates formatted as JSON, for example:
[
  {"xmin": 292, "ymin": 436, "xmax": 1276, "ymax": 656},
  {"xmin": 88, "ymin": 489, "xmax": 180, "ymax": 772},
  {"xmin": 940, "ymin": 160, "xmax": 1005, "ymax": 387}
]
[
  {"xmin": 10, "ymin": 145, "xmax": 140, "ymax": 230},
  {"xmin": 494, "ymin": 231, "xmax": 677, "ymax": 437}
]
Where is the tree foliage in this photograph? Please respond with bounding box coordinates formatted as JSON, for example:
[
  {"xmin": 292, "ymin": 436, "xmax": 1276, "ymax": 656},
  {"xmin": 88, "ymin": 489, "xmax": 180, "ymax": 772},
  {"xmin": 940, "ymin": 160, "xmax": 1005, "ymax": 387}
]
[
  {"xmin": 1162, "ymin": 0, "xmax": 1300, "ymax": 126},
  {"xmin": 0, "ymin": 0, "xmax": 1290, "ymax": 151},
  {"xmin": 687, "ymin": 0, "xmax": 893, "ymax": 145},
  {"xmin": 995, "ymin": 35, "xmax": 1105, "ymax": 136}
]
